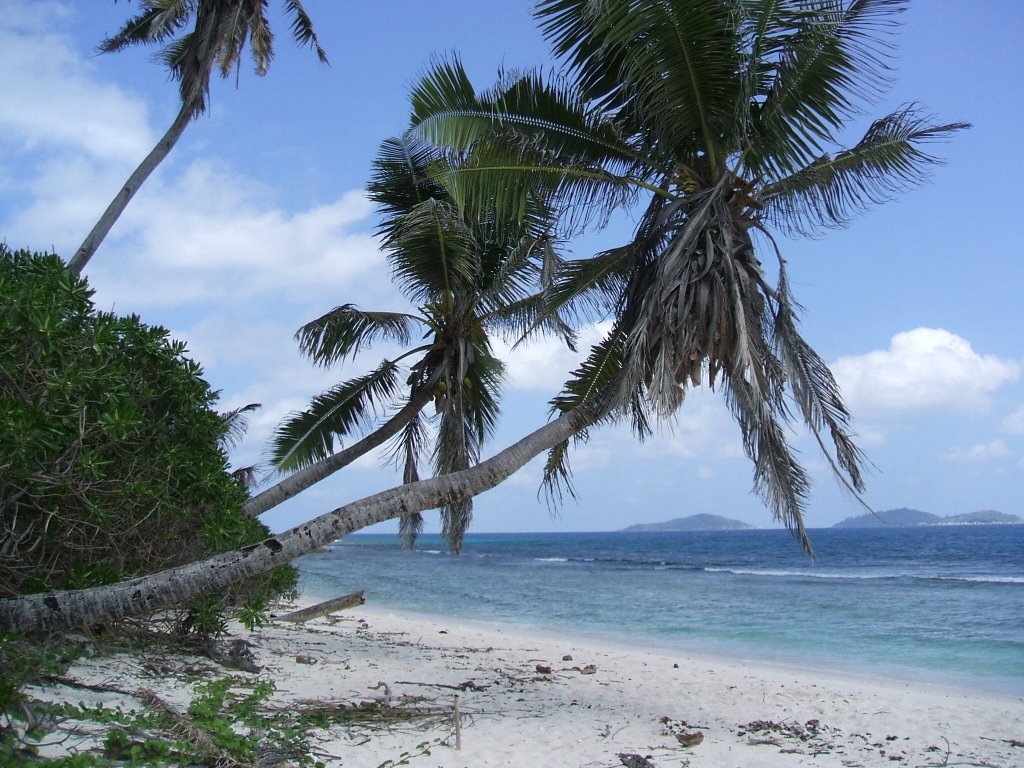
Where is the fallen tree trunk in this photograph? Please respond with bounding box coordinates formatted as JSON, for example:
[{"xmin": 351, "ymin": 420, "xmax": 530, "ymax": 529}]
[
  {"xmin": 0, "ymin": 397, "xmax": 599, "ymax": 633},
  {"xmin": 278, "ymin": 591, "xmax": 365, "ymax": 623}
]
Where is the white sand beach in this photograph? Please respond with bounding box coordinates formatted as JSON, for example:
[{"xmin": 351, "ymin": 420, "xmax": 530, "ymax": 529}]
[{"xmin": 30, "ymin": 601, "xmax": 1024, "ymax": 767}]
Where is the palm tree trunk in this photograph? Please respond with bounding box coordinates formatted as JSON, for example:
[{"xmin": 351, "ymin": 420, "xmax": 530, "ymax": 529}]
[
  {"xmin": 67, "ymin": 103, "xmax": 194, "ymax": 275},
  {"xmin": 0, "ymin": 397, "xmax": 601, "ymax": 633},
  {"xmin": 243, "ymin": 384, "xmax": 436, "ymax": 518}
]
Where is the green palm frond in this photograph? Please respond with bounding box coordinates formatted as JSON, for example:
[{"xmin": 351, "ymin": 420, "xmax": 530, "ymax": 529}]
[
  {"xmin": 386, "ymin": 197, "xmax": 481, "ymax": 302},
  {"xmin": 410, "ymin": 61, "xmax": 654, "ymax": 233},
  {"xmin": 537, "ymin": 0, "xmax": 740, "ymax": 161},
  {"xmin": 369, "ymin": 135, "xmax": 445, "ymax": 237},
  {"xmin": 758, "ymin": 107, "xmax": 969, "ymax": 236},
  {"xmin": 434, "ymin": 384, "xmax": 474, "ymax": 552},
  {"xmin": 412, "ymin": 59, "xmax": 640, "ymax": 171},
  {"xmin": 270, "ymin": 361, "xmax": 402, "ymax": 472},
  {"xmin": 430, "ymin": 344, "xmax": 507, "ymax": 551},
  {"xmin": 408, "ymin": 56, "xmax": 483, "ymax": 145},
  {"xmin": 485, "ymin": 291, "xmax": 577, "ymax": 351},
  {"xmin": 744, "ymin": 0, "xmax": 910, "ymax": 178},
  {"xmin": 435, "ymin": 139, "xmax": 642, "ymax": 240},
  {"xmin": 296, "ymin": 305, "xmax": 420, "ymax": 367},
  {"xmin": 548, "ymin": 246, "xmax": 636, "ymax": 323},
  {"xmin": 550, "ymin": 324, "xmax": 627, "ymax": 421},
  {"xmin": 541, "ymin": 328, "xmax": 633, "ymax": 507}
]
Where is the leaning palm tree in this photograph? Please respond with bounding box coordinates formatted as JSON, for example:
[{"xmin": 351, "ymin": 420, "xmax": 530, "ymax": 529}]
[
  {"xmin": 0, "ymin": 0, "xmax": 967, "ymax": 632},
  {"xmin": 68, "ymin": 0, "xmax": 327, "ymax": 275},
  {"xmin": 408, "ymin": 0, "xmax": 968, "ymax": 551},
  {"xmin": 259, "ymin": 133, "xmax": 569, "ymax": 550}
]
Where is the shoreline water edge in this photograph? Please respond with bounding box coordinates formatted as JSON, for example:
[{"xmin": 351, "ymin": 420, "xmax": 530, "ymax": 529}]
[{"xmin": 297, "ymin": 526, "xmax": 1024, "ymax": 697}]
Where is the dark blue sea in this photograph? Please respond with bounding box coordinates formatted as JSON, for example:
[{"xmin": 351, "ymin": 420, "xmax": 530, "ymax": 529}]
[{"xmin": 294, "ymin": 525, "xmax": 1024, "ymax": 696}]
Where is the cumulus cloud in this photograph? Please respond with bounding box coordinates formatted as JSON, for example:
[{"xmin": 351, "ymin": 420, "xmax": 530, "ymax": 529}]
[
  {"xmin": 831, "ymin": 328, "xmax": 1020, "ymax": 412},
  {"xmin": 86, "ymin": 170, "xmax": 385, "ymax": 309}
]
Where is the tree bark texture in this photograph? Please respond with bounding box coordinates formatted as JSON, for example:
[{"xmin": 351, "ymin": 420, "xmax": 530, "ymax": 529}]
[
  {"xmin": 0, "ymin": 401, "xmax": 597, "ymax": 632},
  {"xmin": 67, "ymin": 104, "xmax": 194, "ymax": 275},
  {"xmin": 243, "ymin": 385, "xmax": 436, "ymax": 518}
]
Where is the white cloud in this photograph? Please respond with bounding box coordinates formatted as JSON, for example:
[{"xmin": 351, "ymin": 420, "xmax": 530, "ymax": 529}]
[
  {"xmin": 0, "ymin": 6, "xmax": 153, "ymax": 163},
  {"xmin": 940, "ymin": 440, "xmax": 1013, "ymax": 462},
  {"xmin": 831, "ymin": 328, "xmax": 1020, "ymax": 412},
  {"xmin": 496, "ymin": 322, "xmax": 612, "ymax": 392},
  {"xmin": 1002, "ymin": 405, "xmax": 1024, "ymax": 435},
  {"xmin": 66, "ymin": 167, "xmax": 385, "ymax": 309}
]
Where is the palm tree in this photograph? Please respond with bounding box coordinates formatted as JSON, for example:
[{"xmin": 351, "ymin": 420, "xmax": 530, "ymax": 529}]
[
  {"xmin": 67, "ymin": 0, "xmax": 327, "ymax": 275},
  {"xmin": 250, "ymin": 133, "xmax": 569, "ymax": 550},
  {"xmin": 0, "ymin": 0, "xmax": 967, "ymax": 632},
  {"xmin": 408, "ymin": 0, "xmax": 968, "ymax": 552}
]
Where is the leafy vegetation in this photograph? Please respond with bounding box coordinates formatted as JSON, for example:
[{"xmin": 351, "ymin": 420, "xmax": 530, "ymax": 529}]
[
  {"xmin": 2, "ymin": 659, "xmax": 450, "ymax": 767},
  {"xmin": 268, "ymin": 134, "xmax": 569, "ymax": 550},
  {"xmin": 0, "ymin": 245, "xmax": 296, "ymax": 615}
]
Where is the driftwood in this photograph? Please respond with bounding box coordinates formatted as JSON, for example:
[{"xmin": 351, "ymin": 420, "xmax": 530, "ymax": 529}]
[{"xmin": 277, "ymin": 591, "xmax": 365, "ymax": 623}]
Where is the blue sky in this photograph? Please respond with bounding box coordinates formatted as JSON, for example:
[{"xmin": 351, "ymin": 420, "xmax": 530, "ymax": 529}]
[{"xmin": 2, "ymin": 1, "xmax": 1022, "ymax": 536}]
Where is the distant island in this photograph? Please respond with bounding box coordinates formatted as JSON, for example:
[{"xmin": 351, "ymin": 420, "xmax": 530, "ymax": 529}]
[
  {"xmin": 833, "ymin": 507, "xmax": 1022, "ymax": 528},
  {"xmin": 621, "ymin": 513, "xmax": 756, "ymax": 532}
]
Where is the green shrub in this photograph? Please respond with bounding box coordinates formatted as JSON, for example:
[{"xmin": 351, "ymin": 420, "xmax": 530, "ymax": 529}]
[{"xmin": 0, "ymin": 246, "xmax": 294, "ymax": 622}]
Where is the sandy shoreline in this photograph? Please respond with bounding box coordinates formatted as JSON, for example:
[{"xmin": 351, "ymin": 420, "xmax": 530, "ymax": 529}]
[{"xmin": 28, "ymin": 601, "xmax": 1024, "ymax": 767}]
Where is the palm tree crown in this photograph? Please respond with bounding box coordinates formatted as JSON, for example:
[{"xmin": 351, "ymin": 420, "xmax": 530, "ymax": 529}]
[
  {"xmin": 100, "ymin": 0, "xmax": 327, "ymax": 117},
  {"xmin": 407, "ymin": 0, "xmax": 968, "ymax": 552},
  {"xmin": 269, "ymin": 134, "xmax": 568, "ymax": 551}
]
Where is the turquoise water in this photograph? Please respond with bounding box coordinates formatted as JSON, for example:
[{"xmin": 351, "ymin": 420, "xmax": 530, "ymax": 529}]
[{"xmin": 294, "ymin": 525, "xmax": 1024, "ymax": 696}]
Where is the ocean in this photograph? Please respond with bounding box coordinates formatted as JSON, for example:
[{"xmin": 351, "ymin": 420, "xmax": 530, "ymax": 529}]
[{"xmin": 294, "ymin": 525, "xmax": 1024, "ymax": 696}]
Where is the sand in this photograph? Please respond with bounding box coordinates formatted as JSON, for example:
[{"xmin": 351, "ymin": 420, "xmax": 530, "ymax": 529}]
[{"xmin": 24, "ymin": 601, "xmax": 1024, "ymax": 767}]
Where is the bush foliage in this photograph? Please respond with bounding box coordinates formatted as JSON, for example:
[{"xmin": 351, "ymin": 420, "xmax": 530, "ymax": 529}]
[{"xmin": 0, "ymin": 245, "xmax": 294, "ymax": 616}]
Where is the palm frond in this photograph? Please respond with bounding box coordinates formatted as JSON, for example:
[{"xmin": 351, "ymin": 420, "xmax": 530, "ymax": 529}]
[
  {"xmin": 769, "ymin": 245, "xmax": 869, "ymax": 495},
  {"xmin": 435, "ymin": 141, "xmax": 642, "ymax": 241},
  {"xmin": 410, "ymin": 61, "xmax": 655, "ymax": 234},
  {"xmin": 721, "ymin": 367, "xmax": 813, "ymax": 555},
  {"xmin": 296, "ymin": 304, "xmax": 419, "ymax": 367},
  {"xmin": 537, "ymin": 0, "xmax": 741, "ymax": 162},
  {"xmin": 758, "ymin": 107, "xmax": 969, "ymax": 236},
  {"xmin": 269, "ymin": 361, "xmax": 402, "ymax": 472},
  {"xmin": 386, "ymin": 197, "xmax": 481, "ymax": 302},
  {"xmin": 219, "ymin": 402, "xmax": 261, "ymax": 450},
  {"xmin": 99, "ymin": 4, "xmax": 188, "ymax": 52},
  {"xmin": 486, "ymin": 292, "xmax": 576, "ymax": 351},
  {"xmin": 387, "ymin": 412, "xmax": 428, "ymax": 548},
  {"xmin": 283, "ymin": 0, "xmax": 329, "ymax": 63},
  {"xmin": 550, "ymin": 323, "xmax": 626, "ymax": 421},
  {"xmin": 540, "ymin": 436, "xmax": 578, "ymax": 507},
  {"xmin": 744, "ymin": 0, "xmax": 910, "ymax": 178},
  {"xmin": 541, "ymin": 329, "xmax": 629, "ymax": 507},
  {"xmin": 369, "ymin": 134, "xmax": 446, "ymax": 243},
  {"xmin": 100, "ymin": 0, "xmax": 326, "ymax": 115}
]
